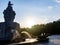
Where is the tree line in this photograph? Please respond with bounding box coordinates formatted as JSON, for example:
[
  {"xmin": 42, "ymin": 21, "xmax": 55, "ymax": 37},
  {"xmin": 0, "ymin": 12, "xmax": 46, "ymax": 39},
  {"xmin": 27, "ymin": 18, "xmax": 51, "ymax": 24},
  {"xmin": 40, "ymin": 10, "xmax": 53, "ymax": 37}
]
[{"xmin": 20, "ymin": 19, "xmax": 60, "ymax": 36}]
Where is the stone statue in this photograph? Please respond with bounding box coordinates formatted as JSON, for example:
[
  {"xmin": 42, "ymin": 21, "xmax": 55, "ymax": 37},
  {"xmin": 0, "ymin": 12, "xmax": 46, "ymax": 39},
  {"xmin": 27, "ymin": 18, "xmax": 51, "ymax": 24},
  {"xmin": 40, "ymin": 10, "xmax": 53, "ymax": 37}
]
[
  {"xmin": 0, "ymin": 1, "xmax": 21, "ymax": 43},
  {"xmin": 3, "ymin": 1, "xmax": 16, "ymax": 25}
]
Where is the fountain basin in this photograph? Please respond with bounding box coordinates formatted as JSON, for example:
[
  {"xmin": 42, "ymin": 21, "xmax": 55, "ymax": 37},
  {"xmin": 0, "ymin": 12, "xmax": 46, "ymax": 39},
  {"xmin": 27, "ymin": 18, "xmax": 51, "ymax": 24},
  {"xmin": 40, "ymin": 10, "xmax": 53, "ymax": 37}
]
[{"xmin": 9, "ymin": 38, "xmax": 38, "ymax": 45}]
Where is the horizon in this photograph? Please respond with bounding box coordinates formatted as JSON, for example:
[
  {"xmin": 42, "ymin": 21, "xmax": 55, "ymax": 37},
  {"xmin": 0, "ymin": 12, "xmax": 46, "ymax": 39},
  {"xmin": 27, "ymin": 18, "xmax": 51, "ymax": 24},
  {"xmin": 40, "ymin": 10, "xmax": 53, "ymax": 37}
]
[{"xmin": 0, "ymin": 0, "xmax": 60, "ymax": 28}]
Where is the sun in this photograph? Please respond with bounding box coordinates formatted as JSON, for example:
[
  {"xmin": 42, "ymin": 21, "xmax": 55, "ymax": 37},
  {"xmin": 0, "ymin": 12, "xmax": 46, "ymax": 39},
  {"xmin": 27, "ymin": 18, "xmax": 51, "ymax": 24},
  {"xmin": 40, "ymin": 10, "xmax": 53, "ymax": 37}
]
[{"xmin": 26, "ymin": 18, "xmax": 35, "ymax": 28}]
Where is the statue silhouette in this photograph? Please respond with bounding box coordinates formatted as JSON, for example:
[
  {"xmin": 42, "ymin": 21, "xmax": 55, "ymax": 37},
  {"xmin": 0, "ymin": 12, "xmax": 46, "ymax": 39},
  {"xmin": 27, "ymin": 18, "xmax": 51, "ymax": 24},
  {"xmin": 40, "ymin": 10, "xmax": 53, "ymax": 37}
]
[
  {"xmin": 3, "ymin": 1, "xmax": 16, "ymax": 25},
  {"xmin": 0, "ymin": 1, "xmax": 21, "ymax": 44}
]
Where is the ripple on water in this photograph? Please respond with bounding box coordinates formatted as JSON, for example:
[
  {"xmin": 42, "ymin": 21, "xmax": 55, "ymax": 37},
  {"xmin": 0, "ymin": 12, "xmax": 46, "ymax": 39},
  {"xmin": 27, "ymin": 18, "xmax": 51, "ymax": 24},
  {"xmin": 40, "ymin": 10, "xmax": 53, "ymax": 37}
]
[{"xmin": 49, "ymin": 35, "xmax": 60, "ymax": 45}]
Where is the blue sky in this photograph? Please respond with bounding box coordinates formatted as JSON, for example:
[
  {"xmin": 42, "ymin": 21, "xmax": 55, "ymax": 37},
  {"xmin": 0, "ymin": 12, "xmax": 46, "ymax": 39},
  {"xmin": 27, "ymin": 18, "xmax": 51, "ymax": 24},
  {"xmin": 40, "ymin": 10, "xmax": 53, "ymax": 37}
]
[{"xmin": 0, "ymin": 0, "xmax": 60, "ymax": 27}]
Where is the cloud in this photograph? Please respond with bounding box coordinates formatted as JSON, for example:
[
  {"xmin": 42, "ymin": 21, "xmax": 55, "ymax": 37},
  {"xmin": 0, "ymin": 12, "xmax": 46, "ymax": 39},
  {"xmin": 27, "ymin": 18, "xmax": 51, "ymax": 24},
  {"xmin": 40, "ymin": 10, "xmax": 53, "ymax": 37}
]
[
  {"xmin": 55, "ymin": 0, "xmax": 60, "ymax": 3},
  {"xmin": 48, "ymin": 6, "xmax": 53, "ymax": 11}
]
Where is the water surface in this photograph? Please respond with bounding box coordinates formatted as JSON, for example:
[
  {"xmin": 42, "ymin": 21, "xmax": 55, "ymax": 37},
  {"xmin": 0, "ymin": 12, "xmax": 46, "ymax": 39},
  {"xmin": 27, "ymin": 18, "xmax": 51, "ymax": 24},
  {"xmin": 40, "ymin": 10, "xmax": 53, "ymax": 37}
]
[
  {"xmin": 34, "ymin": 35, "xmax": 60, "ymax": 45},
  {"xmin": 9, "ymin": 35, "xmax": 60, "ymax": 45}
]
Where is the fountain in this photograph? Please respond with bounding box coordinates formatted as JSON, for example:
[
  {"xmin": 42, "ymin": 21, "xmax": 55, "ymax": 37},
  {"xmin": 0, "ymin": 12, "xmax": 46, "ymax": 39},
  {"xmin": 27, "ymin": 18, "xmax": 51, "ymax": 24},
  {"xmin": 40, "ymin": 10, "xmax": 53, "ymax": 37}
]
[
  {"xmin": 0, "ymin": 1, "xmax": 38, "ymax": 44},
  {"xmin": 12, "ymin": 31, "xmax": 38, "ymax": 44},
  {"xmin": 21, "ymin": 31, "xmax": 32, "ymax": 39},
  {"xmin": 0, "ymin": 1, "xmax": 21, "ymax": 44}
]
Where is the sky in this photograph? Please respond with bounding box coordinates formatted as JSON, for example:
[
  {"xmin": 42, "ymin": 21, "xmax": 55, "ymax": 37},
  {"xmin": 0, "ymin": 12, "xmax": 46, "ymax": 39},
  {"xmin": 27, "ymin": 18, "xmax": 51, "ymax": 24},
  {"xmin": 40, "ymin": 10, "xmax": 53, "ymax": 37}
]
[{"xmin": 0, "ymin": 0, "xmax": 60, "ymax": 28}]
